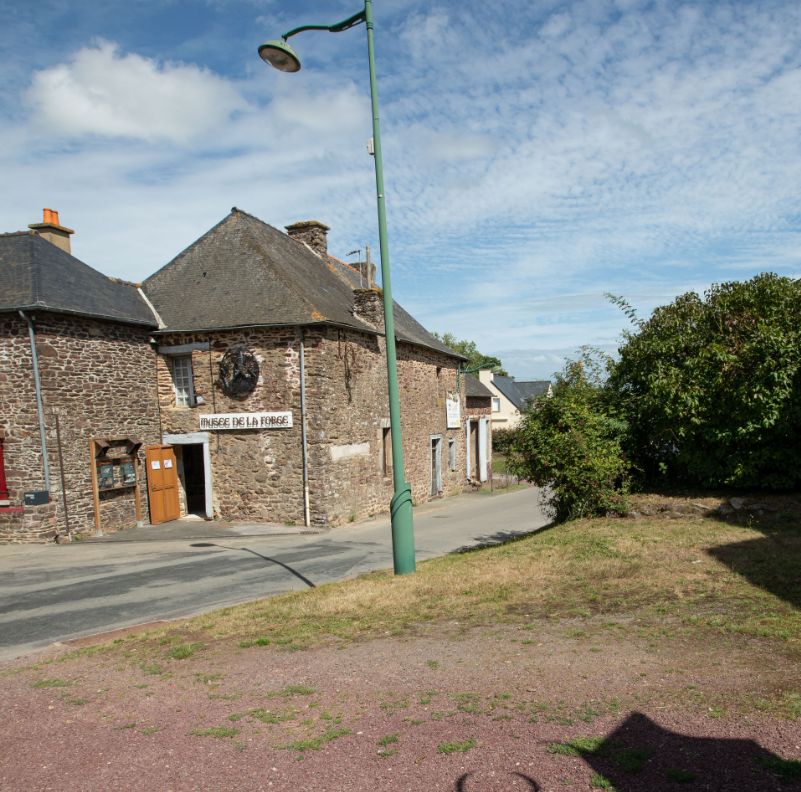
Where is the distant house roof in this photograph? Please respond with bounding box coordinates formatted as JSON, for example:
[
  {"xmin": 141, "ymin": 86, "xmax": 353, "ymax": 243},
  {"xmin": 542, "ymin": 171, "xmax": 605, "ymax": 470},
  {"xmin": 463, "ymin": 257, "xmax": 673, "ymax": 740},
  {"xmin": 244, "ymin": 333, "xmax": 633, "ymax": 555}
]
[
  {"xmin": 143, "ymin": 208, "xmax": 461, "ymax": 360},
  {"xmin": 492, "ymin": 375, "xmax": 551, "ymax": 411},
  {"xmin": 0, "ymin": 232, "xmax": 156, "ymax": 327},
  {"xmin": 465, "ymin": 374, "xmax": 493, "ymax": 399}
]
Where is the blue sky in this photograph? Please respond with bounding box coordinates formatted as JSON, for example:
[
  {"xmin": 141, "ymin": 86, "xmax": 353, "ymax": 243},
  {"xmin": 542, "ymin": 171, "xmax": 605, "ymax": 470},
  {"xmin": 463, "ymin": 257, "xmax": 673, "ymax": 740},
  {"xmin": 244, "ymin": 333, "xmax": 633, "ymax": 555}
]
[{"xmin": 2, "ymin": 0, "xmax": 801, "ymax": 379}]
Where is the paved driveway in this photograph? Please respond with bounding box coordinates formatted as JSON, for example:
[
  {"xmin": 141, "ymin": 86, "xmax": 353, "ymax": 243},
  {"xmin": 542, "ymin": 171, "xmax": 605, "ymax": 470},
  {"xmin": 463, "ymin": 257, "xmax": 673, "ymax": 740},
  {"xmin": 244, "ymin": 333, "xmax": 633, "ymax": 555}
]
[{"xmin": 0, "ymin": 487, "xmax": 548, "ymax": 660}]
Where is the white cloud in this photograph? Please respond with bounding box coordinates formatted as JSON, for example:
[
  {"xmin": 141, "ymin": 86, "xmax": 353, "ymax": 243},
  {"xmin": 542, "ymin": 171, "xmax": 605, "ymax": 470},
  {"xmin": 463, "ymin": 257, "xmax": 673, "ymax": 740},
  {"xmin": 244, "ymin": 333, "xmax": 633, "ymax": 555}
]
[
  {"xmin": 25, "ymin": 41, "xmax": 246, "ymax": 142},
  {"xmin": 5, "ymin": 0, "xmax": 801, "ymax": 382}
]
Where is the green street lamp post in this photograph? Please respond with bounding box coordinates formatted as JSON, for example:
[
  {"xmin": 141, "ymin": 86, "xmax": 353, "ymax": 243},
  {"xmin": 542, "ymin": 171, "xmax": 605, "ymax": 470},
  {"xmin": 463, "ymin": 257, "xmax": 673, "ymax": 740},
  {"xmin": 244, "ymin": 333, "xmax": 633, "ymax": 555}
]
[{"xmin": 259, "ymin": 0, "xmax": 416, "ymax": 575}]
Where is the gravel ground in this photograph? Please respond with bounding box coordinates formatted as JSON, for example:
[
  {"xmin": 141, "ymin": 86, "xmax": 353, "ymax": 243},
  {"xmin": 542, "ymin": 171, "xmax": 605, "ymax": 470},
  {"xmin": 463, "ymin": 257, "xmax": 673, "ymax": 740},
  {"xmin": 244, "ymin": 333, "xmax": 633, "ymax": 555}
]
[{"xmin": 1, "ymin": 619, "xmax": 799, "ymax": 791}]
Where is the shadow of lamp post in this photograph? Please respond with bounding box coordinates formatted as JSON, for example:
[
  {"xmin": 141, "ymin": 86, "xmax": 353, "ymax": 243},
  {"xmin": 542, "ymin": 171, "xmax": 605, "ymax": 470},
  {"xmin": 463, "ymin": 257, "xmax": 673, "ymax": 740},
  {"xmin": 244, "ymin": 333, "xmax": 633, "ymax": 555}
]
[{"xmin": 258, "ymin": 0, "xmax": 416, "ymax": 575}]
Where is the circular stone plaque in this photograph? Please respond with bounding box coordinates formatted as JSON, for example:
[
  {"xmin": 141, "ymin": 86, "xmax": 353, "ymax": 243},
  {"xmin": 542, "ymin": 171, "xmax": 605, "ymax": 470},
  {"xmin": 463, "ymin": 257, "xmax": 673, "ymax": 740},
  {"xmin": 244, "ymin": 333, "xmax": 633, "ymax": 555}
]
[{"xmin": 219, "ymin": 346, "xmax": 260, "ymax": 399}]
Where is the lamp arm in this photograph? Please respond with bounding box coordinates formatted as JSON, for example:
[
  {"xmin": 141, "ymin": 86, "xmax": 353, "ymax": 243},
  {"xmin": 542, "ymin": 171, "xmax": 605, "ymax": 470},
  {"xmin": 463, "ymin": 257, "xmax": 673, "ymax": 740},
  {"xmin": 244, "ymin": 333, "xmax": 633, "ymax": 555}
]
[{"xmin": 282, "ymin": 9, "xmax": 366, "ymax": 41}]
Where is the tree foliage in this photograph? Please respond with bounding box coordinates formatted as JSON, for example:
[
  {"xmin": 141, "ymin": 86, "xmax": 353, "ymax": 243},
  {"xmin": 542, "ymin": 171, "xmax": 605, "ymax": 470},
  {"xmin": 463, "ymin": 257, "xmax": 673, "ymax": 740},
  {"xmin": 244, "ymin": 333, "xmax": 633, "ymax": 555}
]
[
  {"xmin": 509, "ymin": 352, "xmax": 630, "ymax": 522},
  {"xmin": 608, "ymin": 273, "xmax": 801, "ymax": 489},
  {"xmin": 433, "ymin": 332, "xmax": 507, "ymax": 375}
]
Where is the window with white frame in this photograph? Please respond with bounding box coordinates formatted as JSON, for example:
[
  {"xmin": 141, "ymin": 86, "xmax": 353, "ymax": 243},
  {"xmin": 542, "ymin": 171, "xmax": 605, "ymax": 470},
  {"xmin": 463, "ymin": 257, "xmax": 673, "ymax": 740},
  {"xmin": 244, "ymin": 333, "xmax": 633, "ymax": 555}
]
[
  {"xmin": 171, "ymin": 355, "xmax": 195, "ymax": 406},
  {"xmin": 491, "ymin": 396, "xmax": 501, "ymax": 412}
]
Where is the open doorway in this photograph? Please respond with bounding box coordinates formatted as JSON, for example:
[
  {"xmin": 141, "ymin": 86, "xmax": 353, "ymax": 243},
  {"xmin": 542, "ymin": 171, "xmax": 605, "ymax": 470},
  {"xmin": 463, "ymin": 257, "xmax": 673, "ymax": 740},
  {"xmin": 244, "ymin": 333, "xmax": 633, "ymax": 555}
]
[{"xmin": 180, "ymin": 443, "xmax": 206, "ymax": 516}]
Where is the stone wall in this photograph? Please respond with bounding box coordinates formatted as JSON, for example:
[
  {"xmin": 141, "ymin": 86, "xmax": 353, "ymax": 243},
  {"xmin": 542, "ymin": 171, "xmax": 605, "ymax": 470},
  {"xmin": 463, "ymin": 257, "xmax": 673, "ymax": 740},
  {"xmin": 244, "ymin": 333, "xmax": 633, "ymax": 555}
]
[
  {"xmin": 396, "ymin": 341, "xmax": 467, "ymax": 507},
  {"xmin": 0, "ymin": 312, "xmax": 160, "ymax": 542},
  {"xmin": 155, "ymin": 328, "xmax": 306, "ymax": 524},
  {"xmin": 305, "ymin": 327, "xmax": 468, "ymax": 525},
  {"xmin": 155, "ymin": 324, "xmax": 475, "ymax": 529}
]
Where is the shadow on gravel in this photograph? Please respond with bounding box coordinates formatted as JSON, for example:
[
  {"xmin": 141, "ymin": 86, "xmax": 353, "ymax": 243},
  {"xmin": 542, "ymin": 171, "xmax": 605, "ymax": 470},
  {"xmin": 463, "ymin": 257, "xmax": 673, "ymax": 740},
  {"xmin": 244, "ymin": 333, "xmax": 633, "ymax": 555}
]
[
  {"xmin": 190, "ymin": 543, "xmax": 316, "ymax": 588},
  {"xmin": 563, "ymin": 712, "xmax": 800, "ymax": 790},
  {"xmin": 707, "ymin": 531, "xmax": 801, "ymax": 610}
]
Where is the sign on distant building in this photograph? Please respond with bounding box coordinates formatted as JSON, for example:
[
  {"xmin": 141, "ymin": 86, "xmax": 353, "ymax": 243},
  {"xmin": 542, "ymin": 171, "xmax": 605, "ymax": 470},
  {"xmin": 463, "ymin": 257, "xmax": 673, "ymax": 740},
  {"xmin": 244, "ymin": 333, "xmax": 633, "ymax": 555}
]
[
  {"xmin": 199, "ymin": 412, "xmax": 293, "ymax": 431},
  {"xmin": 446, "ymin": 396, "xmax": 461, "ymax": 429}
]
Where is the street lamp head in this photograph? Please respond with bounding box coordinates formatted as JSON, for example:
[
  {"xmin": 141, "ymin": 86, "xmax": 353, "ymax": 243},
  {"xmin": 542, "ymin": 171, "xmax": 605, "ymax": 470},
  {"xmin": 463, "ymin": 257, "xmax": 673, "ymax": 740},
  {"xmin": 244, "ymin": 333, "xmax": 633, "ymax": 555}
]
[{"xmin": 258, "ymin": 39, "xmax": 301, "ymax": 72}]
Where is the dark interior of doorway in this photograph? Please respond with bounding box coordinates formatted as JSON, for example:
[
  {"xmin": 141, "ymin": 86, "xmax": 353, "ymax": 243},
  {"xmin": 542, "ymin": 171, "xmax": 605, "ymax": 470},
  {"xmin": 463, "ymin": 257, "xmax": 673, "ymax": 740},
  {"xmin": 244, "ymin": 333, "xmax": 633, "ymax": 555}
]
[{"xmin": 182, "ymin": 444, "xmax": 206, "ymax": 516}]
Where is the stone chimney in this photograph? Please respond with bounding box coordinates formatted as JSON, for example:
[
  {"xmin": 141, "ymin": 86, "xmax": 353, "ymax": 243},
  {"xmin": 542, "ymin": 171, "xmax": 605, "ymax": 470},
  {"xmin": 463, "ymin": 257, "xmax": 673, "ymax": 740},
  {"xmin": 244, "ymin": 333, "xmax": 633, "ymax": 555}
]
[
  {"xmin": 29, "ymin": 209, "xmax": 74, "ymax": 254},
  {"xmin": 353, "ymin": 288, "xmax": 384, "ymax": 328},
  {"xmin": 285, "ymin": 220, "xmax": 329, "ymax": 258}
]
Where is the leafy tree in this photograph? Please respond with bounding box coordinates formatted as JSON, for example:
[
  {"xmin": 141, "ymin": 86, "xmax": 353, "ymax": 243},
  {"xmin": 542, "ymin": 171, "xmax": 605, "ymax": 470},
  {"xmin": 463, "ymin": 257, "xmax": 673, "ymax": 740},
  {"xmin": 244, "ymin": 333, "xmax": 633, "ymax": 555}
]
[
  {"xmin": 509, "ymin": 352, "xmax": 629, "ymax": 522},
  {"xmin": 432, "ymin": 332, "xmax": 508, "ymax": 375},
  {"xmin": 607, "ymin": 273, "xmax": 801, "ymax": 489}
]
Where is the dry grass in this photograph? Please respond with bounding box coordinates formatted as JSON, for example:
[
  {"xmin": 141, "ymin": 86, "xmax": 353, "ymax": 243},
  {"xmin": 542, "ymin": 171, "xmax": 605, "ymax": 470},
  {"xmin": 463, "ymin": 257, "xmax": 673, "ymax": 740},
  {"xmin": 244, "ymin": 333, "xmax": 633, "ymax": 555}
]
[{"xmin": 113, "ymin": 500, "xmax": 800, "ymax": 659}]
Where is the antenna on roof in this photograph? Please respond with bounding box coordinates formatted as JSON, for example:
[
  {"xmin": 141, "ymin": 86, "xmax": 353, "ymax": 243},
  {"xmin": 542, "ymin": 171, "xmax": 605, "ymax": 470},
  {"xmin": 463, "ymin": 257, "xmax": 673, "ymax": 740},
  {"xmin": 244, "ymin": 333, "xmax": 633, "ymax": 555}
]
[{"xmin": 347, "ymin": 248, "xmax": 364, "ymax": 287}]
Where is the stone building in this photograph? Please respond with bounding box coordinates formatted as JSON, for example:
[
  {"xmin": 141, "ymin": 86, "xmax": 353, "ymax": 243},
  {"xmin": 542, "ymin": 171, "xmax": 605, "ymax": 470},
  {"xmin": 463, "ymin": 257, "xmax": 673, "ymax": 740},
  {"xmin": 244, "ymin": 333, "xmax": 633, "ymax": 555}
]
[
  {"xmin": 1, "ymin": 208, "xmax": 487, "ymax": 542},
  {"xmin": 0, "ymin": 211, "xmax": 160, "ymax": 542}
]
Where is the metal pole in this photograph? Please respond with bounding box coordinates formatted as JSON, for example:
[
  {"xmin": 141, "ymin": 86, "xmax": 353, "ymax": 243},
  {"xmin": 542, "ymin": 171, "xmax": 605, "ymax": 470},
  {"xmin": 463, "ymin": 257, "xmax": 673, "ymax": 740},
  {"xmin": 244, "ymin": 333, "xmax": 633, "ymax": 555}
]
[
  {"xmin": 364, "ymin": 0, "xmax": 415, "ymax": 574},
  {"xmin": 19, "ymin": 311, "xmax": 51, "ymax": 493},
  {"xmin": 53, "ymin": 412, "xmax": 71, "ymax": 537}
]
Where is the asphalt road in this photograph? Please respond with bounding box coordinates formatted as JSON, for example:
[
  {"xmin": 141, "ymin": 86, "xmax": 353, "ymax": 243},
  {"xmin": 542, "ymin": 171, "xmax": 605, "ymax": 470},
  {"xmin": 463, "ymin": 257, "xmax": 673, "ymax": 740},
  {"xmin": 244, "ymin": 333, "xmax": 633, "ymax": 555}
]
[{"xmin": 0, "ymin": 487, "xmax": 548, "ymax": 660}]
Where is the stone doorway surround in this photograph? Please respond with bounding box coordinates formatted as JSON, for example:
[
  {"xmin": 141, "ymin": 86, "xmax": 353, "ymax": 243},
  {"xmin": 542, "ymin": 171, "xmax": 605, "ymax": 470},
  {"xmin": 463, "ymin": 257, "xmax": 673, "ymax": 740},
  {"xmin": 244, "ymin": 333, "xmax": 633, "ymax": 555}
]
[{"xmin": 162, "ymin": 432, "xmax": 213, "ymax": 519}]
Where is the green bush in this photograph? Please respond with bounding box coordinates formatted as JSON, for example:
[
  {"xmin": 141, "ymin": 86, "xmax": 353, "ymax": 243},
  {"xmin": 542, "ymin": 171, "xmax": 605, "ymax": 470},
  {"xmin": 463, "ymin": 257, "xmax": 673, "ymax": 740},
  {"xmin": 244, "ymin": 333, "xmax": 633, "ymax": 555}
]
[
  {"xmin": 491, "ymin": 427, "xmax": 518, "ymax": 454},
  {"xmin": 509, "ymin": 354, "xmax": 629, "ymax": 522},
  {"xmin": 608, "ymin": 274, "xmax": 801, "ymax": 489}
]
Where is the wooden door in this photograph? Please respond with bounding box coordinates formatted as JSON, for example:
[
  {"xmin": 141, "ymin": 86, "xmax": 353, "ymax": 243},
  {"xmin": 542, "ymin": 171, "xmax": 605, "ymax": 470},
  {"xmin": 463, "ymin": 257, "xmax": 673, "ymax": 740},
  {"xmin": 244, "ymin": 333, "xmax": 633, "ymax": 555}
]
[{"xmin": 145, "ymin": 445, "xmax": 180, "ymax": 524}]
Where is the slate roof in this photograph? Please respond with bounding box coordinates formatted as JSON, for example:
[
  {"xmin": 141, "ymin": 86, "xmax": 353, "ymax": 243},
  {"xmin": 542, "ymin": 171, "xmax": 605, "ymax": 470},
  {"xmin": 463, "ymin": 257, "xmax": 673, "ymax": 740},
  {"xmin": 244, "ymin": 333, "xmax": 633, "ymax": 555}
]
[
  {"xmin": 143, "ymin": 208, "xmax": 462, "ymax": 360},
  {"xmin": 493, "ymin": 375, "xmax": 551, "ymax": 411},
  {"xmin": 0, "ymin": 232, "xmax": 156, "ymax": 326},
  {"xmin": 465, "ymin": 374, "xmax": 493, "ymax": 399}
]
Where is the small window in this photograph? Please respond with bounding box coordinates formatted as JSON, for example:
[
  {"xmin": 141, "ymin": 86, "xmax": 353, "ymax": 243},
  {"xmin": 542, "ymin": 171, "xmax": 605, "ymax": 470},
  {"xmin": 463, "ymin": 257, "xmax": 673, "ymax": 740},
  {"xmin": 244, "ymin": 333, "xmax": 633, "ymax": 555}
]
[
  {"xmin": 382, "ymin": 427, "xmax": 391, "ymax": 477},
  {"xmin": 491, "ymin": 396, "xmax": 501, "ymax": 413},
  {"xmin": 171, "ymin": 355, "xmax": 195, "ymax": 407},
  {"xmin": 448, "ymin": 438, "xmax": 456, "ymax": 471}
]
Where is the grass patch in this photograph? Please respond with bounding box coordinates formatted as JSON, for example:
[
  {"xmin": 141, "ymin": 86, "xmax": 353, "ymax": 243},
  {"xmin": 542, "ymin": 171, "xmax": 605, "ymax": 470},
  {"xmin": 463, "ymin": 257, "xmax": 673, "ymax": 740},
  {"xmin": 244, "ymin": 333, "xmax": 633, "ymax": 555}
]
[
  {"xmin": 139, "ymin": 663, "xmax": 166, "ymax": 676},
  {"xmin": 379, "ymin": 696, "xmax": 409, "ymax": 713},
  {"xmin": 248, "ymin": 708, "xmax": 295, "ymax": 724},
  {"xmin": 590, "ymin": 773, "xmax": 616, "ymax": 790},
  {"xmin": 268, "ymin": 684, "xmax": 316, "ymax": 699},
  {"xmin": 31, "ymin": 678, "xmax": 72, "ymax": 689},
  {"xmin": 191, "ymin": 726, "xmax": 239, "ymax": 739},
  {"xmin": 437, "ymin": 738, "xmax": 476, "ymax": 754},
  {"xmin": 282, "ymin": 727, "xmax": 351, "ymax": 753},
  {"xmin": 167, "ymin": 642, "xmax": 204, "ymax": 660},
  {"xmin": 614, "ymin": 746, "xmax": 652, "ymax": 773},
  {"xmin": 195, "ymin": 672, "xmax": 223, "ymax": 684},
  {"xmin": 377, "ymin": 733, "xmax": 399, "ymax": 747},
  {"xmin": 547, "ymin": 737, "xmax": 606, "ymax": 757},
  {"xmin": 239, "ymin": 636, "xmax": 271, "ymax": 648},
  {"xmin": 419, "ymin": 690, "xmax": 437, "ymax": 705}
]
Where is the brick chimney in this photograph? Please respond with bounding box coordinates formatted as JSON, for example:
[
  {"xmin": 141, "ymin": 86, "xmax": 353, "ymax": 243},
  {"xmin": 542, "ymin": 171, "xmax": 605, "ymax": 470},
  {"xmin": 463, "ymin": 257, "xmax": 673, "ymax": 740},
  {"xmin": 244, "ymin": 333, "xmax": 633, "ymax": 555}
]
[
  {"xmin": 29, "ymin": 209, "xmax": 74, "ymax": 254},
  {"xmin": 285, "ymin": 220, "xmax": 329, "ymax": 258}
]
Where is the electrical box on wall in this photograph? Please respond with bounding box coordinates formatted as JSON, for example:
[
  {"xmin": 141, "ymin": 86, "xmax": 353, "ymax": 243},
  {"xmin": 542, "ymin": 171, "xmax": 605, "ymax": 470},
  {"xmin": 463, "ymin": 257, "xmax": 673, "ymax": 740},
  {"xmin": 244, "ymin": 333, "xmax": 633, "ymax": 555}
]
[{"xmin": 24, "ymin": 490, "xmax": 49, "ymax": 506}]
